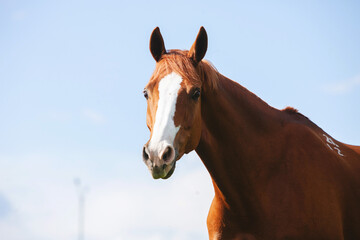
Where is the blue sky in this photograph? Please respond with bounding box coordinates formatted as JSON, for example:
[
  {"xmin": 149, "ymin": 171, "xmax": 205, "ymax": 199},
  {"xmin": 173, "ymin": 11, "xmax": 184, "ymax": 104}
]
[{"xmin": 0, "ymin": 1, "xmax": 359, "ymax": 239}]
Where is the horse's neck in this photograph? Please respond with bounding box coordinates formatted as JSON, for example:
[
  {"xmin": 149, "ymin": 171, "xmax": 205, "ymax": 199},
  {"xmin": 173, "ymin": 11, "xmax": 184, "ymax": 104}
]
[{"xmin": 196, "ymin": 73, "xmax": 282, "ymax": 214}]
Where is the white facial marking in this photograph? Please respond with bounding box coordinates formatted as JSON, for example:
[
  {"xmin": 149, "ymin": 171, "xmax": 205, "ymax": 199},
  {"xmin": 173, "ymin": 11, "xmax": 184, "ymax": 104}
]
[{"xmin": 148, "ymin": 72, "xmax": 182, "ymax": 156}]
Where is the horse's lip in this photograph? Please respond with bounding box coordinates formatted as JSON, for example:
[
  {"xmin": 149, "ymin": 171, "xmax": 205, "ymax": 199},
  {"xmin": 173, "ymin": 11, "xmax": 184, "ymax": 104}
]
[{"xmin": 161, "ymin": 161, "xmax": 176, "ymax": 179}]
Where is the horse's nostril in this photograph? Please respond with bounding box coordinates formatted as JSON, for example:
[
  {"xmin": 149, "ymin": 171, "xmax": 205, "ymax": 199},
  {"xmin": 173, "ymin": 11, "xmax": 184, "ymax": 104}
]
[
  {"xmin": 161, "ymin": 146, "xmax": 173, "ymax": 162},
  {"xmin": 143, "ymin": 146, "xmax": 149, "ymax": 161}
]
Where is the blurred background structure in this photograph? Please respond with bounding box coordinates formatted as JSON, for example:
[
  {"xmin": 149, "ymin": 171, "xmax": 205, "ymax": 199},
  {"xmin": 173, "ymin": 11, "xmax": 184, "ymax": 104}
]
[
  {"xmin": 0, "ymin": 1, "xmax": 359, "ymax": 240},
  {"xmin": 74, "ymin": 178, "xmax": 87, "ymax": 240}
]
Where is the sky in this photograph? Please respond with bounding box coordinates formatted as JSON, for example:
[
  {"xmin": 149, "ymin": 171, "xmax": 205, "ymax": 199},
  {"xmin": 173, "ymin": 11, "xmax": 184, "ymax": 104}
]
[{"xmin": 0, "ymin": 0, "xmax": 360, "ymax": 239}]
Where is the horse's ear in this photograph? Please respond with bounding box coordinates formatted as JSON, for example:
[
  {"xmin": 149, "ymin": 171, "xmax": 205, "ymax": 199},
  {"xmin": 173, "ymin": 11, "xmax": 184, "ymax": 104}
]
[
  {"xmin": 188, "ymin": 26, "xmax": 208, "ymax": 64},
  {"xmin": 150, "ymin": 27, "xmax": 166, "ymax": 62}
]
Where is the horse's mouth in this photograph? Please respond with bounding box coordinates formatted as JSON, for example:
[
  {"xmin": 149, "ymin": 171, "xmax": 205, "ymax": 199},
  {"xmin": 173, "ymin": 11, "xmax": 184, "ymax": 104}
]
[{"xmin": 151, "ymin": 161, "xmax": 176, "ymax": 179}]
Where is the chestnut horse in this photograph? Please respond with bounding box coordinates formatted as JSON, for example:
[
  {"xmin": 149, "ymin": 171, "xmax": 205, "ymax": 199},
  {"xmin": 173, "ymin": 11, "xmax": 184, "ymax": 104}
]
[{"xmin": 142, "ymin": 27, "xmax": 360, "ymax": 240}]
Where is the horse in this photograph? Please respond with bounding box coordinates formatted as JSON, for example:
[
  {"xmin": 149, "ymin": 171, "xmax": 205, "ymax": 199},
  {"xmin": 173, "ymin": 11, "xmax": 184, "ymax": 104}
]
[{"xmin": 142, "ymin": 27, "xmax": 360, "ymax": 240}]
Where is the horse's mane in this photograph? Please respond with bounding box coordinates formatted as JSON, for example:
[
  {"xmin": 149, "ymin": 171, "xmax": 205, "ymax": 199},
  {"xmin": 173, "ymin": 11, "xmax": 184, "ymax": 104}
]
[
  {"xmin": 283, "ymin": 106, "xmax": 300, "ymax": 115},
  {"xmin": 282, "ymin": 106, "xmax": 310, "ymax": 120},
  {"xmin": 151, "ymin": 50, "xmax": 219, "ymax": 90},
  {"xmin": 281, "ymin": 106, "xmax": 324, "ymax": 132}
]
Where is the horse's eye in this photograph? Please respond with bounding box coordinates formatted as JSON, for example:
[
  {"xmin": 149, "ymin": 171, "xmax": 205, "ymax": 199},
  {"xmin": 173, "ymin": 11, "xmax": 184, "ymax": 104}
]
[
  {"xmin": 192, "ymin": 88, "xmax": 201, "ymax": 100},
  {"xmin": 143, "ymin": 90, "xmax": 149, "ymax": 100}
]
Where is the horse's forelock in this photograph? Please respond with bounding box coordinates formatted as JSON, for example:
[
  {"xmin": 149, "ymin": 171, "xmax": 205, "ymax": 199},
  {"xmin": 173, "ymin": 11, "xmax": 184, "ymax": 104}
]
[{"xmin": 150, "ymin": 50, "xmax": 219, "ymax": 91}]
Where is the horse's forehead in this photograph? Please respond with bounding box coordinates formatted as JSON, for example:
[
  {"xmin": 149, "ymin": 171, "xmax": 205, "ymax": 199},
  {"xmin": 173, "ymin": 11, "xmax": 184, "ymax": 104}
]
[
  {"xmin": 158, "ymin": 72, "xmax": 183, "ymax": 94},
  {"xmin": 148, "ymin": 72, "xmax": 187, "ymax": 90}
]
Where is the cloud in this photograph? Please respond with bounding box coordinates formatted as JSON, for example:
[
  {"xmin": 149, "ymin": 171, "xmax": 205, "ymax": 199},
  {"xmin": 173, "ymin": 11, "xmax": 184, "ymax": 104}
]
[
  {"xmin": 323, "ymin": 74, "xmax": 360, "ymax": 95},
  {"xmin": 85, "ymin": 168, "xmax": 212, "ymax": 240},
  {"xmin": 0, "ymin": 153, "xmax": 79, "ymax": 240},
  {"xmin": 0, "ymin": 193, "xmax": 11, "ymax": 218},
  {"xmin": 11, "ymin": 10, "xmax": 27, "ymax": 21},
  {"xmin": 82, "ymin": 108, "xmax": 106, "ymax": 124},
  {"xmin": 0, "ymin": 152, "xmax": 213, "ymax": 240}
]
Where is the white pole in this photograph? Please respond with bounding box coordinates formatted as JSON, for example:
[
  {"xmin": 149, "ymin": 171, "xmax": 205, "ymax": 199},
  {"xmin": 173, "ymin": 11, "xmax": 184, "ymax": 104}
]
[{"xmin": 74, "ymin": 178, "xmax": 86, "ymax": 240}]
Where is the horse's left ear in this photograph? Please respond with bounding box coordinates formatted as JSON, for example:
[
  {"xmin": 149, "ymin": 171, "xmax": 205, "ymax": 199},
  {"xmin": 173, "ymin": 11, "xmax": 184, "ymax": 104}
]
[{"xmin": 188, "ymin": 26, "xmax": 208, "ymax": 64}]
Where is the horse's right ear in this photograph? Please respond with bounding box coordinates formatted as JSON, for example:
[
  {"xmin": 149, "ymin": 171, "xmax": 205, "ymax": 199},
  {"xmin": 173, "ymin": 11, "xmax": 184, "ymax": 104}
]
[{"xmin": 150, "ymin": 27, "xmax": 166, "ymax": 62}]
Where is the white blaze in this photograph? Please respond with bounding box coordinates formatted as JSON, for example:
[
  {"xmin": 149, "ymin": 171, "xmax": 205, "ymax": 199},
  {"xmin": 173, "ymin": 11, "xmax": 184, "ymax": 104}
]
[{"xmin": 148, "ymin": 72, "xmax": 182, "ymax": 154}]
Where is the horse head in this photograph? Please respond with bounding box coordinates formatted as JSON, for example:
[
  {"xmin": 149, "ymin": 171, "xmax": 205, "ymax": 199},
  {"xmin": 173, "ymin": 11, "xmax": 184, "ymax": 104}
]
[{"xmin": 142, "ymin": 27, "xmax": 208, "ymax": 179}]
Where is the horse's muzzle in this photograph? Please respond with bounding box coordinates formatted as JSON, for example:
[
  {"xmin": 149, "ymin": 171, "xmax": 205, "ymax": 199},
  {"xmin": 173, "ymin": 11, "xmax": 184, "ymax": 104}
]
[{"xmin": 142, "ymin": 143, "xmax": 177, "ymax": 179}]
